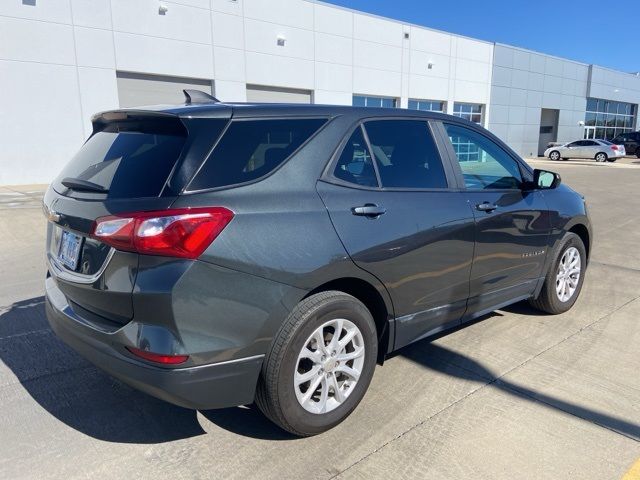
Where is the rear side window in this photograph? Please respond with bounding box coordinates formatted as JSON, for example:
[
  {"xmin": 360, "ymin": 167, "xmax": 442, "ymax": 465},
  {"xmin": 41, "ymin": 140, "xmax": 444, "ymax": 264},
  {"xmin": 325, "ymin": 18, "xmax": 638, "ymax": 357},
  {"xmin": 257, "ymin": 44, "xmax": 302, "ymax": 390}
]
[
  {"xmin": 54, "ymin": 120, "xmax": 187, "ymax": 198},
  {"xmin": 188, "ymin": 118, "xmax": 327, "ymax": 191},
  {"xmin": 333, "ymin": 126, "xmax": 378, "ymax": 187},
  {"xmin": 364, "ymin": 120, "xmax": 448, "ymax": 189}
]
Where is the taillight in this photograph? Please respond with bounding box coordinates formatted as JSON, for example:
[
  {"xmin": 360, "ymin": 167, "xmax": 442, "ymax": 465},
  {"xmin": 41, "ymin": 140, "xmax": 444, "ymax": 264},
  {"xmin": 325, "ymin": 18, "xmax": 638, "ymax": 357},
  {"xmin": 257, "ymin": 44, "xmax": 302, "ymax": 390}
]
[
  {"xmin": 92, "ymin": 207, "xmax": 234, "ymax": 259},
  {"xmin": 126, "ymin": 346, "xmax": 189, "ymax": 365},
  {"xmin": 611, "ymin": 145, "xmax": 619, "ymax": 151}
]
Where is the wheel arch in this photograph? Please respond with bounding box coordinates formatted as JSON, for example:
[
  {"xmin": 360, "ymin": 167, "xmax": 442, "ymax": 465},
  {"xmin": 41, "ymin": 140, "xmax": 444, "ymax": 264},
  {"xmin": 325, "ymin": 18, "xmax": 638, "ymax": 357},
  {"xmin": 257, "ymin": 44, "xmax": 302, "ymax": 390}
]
[
  {"xmin": 305, "ymin": 277, "xmax": 394, "ymax": 364},
  {"xmin": 568, "ymin": 223, "xmax": 591, "ymax": 262}
]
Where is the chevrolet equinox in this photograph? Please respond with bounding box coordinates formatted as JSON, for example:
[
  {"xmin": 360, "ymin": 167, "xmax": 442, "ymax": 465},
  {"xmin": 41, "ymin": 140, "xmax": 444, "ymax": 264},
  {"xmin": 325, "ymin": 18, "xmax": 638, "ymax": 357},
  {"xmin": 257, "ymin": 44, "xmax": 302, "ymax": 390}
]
[{"xmin": 44, "ymin": 90, "xmax": 591, "ymax": 436}]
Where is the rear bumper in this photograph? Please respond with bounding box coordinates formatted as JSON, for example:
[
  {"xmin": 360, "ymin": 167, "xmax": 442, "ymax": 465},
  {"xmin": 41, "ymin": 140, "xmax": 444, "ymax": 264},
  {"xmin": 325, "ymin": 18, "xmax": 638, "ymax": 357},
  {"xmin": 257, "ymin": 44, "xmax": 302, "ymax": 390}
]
[{"xmin": 45, "ymin": 276, "xmax": 263, "ymax": 410}]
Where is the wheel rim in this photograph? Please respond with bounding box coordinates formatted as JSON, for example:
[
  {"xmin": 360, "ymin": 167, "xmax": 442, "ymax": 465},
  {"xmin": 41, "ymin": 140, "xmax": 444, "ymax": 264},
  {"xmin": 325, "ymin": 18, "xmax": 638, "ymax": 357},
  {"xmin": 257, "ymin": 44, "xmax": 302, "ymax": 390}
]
[
  {"xmin": 556, "ymin": 246, "xmax": 581, "ymax": 302},
  {"xmin": 294, "ymin": 318, "xmax": 365, "ymax": 414},
  {"xmin": 551, "ymin": 152, "xmax": 559, "ymax": 160},
  {"xmin": 596, "ymin": 154, "xmax": 605, "ymax": 162}
]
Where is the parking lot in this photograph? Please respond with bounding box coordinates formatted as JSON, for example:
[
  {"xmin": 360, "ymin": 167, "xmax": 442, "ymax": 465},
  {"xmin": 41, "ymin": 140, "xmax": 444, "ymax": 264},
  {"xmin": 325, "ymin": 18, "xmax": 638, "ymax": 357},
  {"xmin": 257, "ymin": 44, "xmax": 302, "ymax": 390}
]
[{"xmin": 1, "ymin": 158, "xmax": 639, "ymax": 479}]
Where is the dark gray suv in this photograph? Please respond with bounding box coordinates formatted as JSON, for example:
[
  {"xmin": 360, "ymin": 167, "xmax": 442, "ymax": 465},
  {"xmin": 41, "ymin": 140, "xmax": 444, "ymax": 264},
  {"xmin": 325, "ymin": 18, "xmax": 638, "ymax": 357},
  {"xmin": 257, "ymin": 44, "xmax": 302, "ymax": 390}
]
[{"xmin": 44, "ymin": 92, "xmax": 591, "ymax": 436}]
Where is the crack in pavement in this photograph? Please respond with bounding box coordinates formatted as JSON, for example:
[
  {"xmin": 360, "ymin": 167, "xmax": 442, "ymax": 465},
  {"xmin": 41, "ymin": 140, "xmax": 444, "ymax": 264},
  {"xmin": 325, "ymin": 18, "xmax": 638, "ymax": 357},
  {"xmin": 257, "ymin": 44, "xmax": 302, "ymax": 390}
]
[{"xmin": 331, "ymin": 293, "xmax": 640, "ymax": 479}]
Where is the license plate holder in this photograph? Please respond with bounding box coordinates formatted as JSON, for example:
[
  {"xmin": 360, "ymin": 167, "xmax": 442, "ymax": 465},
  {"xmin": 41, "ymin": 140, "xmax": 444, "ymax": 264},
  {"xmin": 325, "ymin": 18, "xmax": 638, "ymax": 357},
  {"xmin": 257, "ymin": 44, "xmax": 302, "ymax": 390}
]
[{"xmin": 58, "ymin": 230, "xmax": 83, "ymax": 271}]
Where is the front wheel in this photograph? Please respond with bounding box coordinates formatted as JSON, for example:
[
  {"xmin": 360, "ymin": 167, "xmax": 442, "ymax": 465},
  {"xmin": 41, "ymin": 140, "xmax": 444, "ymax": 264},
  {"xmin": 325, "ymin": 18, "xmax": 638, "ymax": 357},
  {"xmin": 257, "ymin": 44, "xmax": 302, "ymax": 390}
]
[
  {"xmin": 255, "ymin": 291, "xmax": 378, "ymax": 436},
  {"xmin": 549, "ymin": 150, "xmax": 561, "ymax": 161},
  {"xmin": 529, "ymin": 233, "xmax": 586, "ymax": 314},
  {"xmin": 595, "ymin": 152, "xmax": 608, "ymax": 162}
]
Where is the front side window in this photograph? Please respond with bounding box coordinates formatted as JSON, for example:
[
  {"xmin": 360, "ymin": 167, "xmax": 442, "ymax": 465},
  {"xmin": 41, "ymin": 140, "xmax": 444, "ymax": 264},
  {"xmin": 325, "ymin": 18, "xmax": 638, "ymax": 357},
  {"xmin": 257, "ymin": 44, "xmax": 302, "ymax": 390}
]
[
  {"xmin": 333, "ymin": 127, "xmax": 378, "ymax": 187},
  {"xmin": 363, "ymin": 120, "xmax": 448, "ymax": 189},
  {"xmin": 188, "ymin": 118, "xmax": 327, "ymax": 190},
  {"xmin": 445, "ymin": 123, "xmax": 522, "ymax": 190}
]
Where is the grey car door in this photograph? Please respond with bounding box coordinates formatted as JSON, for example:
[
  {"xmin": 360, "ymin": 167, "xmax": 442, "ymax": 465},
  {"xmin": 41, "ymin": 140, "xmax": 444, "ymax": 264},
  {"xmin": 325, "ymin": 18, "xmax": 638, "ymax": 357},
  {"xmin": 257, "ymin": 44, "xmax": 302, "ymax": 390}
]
[
  {"xmin": 440, "ymin": 122, "xmax": 552, "ymax": 318},
  {"xmin": 317, "ymin": 119, "xmax": 475, "ymax": 350}
]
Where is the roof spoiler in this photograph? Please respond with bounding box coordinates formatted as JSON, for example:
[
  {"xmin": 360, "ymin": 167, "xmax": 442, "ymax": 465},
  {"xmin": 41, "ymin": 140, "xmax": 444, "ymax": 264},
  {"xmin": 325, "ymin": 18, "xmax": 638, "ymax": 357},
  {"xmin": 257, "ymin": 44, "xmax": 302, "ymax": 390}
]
[{"xmin": 183, "ymin": 89, "xmax": 220, "ymax": 105}]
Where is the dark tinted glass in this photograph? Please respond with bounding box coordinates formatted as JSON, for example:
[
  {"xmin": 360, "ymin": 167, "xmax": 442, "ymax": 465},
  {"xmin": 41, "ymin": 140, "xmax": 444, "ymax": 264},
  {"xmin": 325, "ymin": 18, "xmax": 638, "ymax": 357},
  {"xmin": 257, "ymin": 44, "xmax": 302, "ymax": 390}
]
[
  {"xmin": 54, "ymin": 122, "xmax": 187, "ymax": 198},
  {"xmin": 189, "ymin": 118, "xmax": 327, "ymax": 190},
  {"xmin": 364, "ymin": 120, "xmax": 448, "ymax": 189},
  {"xmin": 445, "ymin": 123, "xmax": 522, "ymax": 190},
  {"xmin": 333, "ymin": 127, "xmax": 378, "ymax": 187}
]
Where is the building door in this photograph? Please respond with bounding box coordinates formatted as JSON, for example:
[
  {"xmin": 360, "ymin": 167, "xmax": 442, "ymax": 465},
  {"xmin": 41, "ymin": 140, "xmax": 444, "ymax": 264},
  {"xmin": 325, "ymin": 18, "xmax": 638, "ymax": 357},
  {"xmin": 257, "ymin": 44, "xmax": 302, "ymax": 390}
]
[
  {"xmin": 116, "ymin": 72, "xmax": 213, "ymax": 108},
  {"xmin": 538, "ymin": 108, "xmax": 559, "ymax": 156},
  {"xmin": 584, "ymin": 126, "xmax": 596, "ymax": 139},
  {"xmin": 246, "ymin": 85, "xmax": 312, "ymax": 104}
]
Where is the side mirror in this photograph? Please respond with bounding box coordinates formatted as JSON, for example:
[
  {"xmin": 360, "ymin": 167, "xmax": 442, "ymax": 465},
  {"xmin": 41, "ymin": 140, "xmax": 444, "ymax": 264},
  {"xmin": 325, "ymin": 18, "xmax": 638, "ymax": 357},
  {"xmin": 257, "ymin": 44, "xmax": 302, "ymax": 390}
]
[{"xmin": 533, "ymin": 169, "xmax": 561, "ymax": 189}]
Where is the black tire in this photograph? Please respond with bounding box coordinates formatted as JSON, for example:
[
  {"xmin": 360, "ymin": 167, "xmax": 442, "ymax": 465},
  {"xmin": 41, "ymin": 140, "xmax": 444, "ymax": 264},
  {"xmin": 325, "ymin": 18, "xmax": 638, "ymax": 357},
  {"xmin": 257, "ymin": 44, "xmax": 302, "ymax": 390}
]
[
  {"xmin": 595, "ymin": 152, "xmax": 607, "ymax": 162},
  {"xmin": 606, "ymin": 158, "xmax": 617, "ymax": 163},
  {"xmin": 255, "ymin": 291, "xmax": 378, "ymax": 436},
  {"xmin": 562, "ymin": 158, "xmax": 569, "ymax": 161},
  {"xmin": 549, "ymin": 150, "xmax": 561, "ymax": 161},
  {"xmin": 529, "ymin": 232, "xmax": 587, "ymax": 314},
  {"xmin": 635, "ymin": 148, "xmax": 640, "ymax": 159}
]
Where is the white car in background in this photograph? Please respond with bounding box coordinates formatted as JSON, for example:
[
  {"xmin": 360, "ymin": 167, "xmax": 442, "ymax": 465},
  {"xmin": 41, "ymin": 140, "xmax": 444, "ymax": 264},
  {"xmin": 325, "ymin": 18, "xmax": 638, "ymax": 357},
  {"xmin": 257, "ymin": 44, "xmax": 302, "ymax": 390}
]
[{"xmin": 545, "ymin": 139, "xmax": 625, "ymax": 162}]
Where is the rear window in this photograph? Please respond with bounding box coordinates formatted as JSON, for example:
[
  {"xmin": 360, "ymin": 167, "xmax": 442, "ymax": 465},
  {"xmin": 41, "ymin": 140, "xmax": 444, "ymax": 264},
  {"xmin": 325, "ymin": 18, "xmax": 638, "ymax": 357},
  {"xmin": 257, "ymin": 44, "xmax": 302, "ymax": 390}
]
[
  {"xmin": 188, "ymin": 118, "xmax": 327, "ymax": 191},
  {"xmin": 54, "ymin": 119, "xmax": 187, "ymax": 198},
  {"xmin": 599, "ymin": 140, "xmax": 613, "ymax": 145}
]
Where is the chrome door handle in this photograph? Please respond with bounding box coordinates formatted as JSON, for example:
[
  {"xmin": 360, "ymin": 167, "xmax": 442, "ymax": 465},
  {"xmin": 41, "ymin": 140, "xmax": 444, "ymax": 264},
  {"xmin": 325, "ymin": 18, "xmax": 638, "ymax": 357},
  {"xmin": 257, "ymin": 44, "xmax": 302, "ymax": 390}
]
[
  {"xmin": 476, "ymin": 202, "xmax": 498, "ymax": 212},
  {"xmin": 351, "ymin": 203, "xmax": 386, "ymax": 218}
]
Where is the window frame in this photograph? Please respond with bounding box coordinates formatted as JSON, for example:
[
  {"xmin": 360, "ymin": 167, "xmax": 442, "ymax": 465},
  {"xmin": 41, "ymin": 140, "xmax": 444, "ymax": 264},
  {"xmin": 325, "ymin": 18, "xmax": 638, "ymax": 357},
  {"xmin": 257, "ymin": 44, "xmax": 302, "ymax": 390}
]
[
  {"xmin": 322, "ymin": 117, "xmax": 459, "ymax": 192},
  {"xmin": 435, "ymin": 120, "xmax": 532, "ymax": 192},
  {"xmin": 184, "ymin": 115, "xmax": 332, "ymax": 194}
]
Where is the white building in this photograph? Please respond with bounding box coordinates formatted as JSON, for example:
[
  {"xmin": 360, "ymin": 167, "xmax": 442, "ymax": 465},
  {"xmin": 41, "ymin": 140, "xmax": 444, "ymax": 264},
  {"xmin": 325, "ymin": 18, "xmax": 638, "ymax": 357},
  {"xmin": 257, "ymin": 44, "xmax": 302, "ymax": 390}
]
[{"xmin": 1, "ymin": 0, "xmax": 639, "ymax": 184}]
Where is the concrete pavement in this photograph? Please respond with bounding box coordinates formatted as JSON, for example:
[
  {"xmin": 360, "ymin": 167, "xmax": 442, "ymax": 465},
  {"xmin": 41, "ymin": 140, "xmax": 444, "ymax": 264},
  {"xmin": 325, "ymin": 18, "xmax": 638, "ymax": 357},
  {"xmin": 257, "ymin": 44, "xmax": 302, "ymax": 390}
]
[{"xmin": 1, "ymin": 160, "xmax": 639, "ymax": 479}]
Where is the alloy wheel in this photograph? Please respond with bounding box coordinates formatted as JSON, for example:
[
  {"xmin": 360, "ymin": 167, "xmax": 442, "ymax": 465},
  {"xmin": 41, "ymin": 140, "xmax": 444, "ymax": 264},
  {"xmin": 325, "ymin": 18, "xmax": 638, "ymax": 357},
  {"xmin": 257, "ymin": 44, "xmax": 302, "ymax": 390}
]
[
  {"xmin": 294, "ymin": 318, "xmax": 365, "ymax": 414},
  {"xmin": 556, "ymin": 246, "xmax": 581, "ymax": 302}
]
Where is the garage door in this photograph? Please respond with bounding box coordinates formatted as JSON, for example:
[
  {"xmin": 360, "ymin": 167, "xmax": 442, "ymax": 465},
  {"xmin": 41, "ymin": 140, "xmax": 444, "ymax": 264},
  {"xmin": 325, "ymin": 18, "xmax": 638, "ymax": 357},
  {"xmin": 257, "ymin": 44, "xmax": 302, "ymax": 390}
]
[
  {"xmin": 116, "ymin": 72, "xmax": 214, "ymax": 108},
  {"xmin": 246, "ymin": 85, "xmax": 312, "ymax": 104}
]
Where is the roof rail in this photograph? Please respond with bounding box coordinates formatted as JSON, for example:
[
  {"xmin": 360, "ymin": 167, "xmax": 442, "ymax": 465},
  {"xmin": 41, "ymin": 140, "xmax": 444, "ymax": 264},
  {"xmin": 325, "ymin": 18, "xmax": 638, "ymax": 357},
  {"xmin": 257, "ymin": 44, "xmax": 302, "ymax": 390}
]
[{"xmin": 183, "ymin": 89, "xmax": 220, "ymax": 105}]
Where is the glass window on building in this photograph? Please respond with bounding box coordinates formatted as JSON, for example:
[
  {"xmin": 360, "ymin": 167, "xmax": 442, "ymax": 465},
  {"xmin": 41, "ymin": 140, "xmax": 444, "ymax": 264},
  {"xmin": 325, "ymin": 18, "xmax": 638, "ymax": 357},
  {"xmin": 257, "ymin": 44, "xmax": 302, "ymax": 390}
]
[
  {"xmin": 453, "ymin": 103, "xmax": 483, "ymax": 124},
  {"xmin": 408, "ymin": 99, "xmax": 445, "ymax": 113},
  {"xmin": 585, "ymin": 98, "xmax": 637, "ymax": 140},
  {"xmin": 353, "ymin": 95, "xmax": 398, "ymax": 108}
]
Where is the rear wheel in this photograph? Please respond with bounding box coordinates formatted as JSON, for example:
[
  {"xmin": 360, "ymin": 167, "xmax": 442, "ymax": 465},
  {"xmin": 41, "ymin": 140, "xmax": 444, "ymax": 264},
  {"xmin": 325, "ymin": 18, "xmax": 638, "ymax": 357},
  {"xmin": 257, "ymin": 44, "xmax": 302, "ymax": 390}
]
[
  {"xmin": 595, "ymin": 152, "xmax": 607, "ymax": 162},
  {"xmin": 529, "ymin": 233, "xmax": 586, "ymax": 314},
  {"xmin": 549, "ymin": 151, "xmax": 561, "ymax": 161},
  {"xmin": 635, "ymin": 148, "xmax": 640, "ymax": 159},
  {"xmin": 255, "ymin": 291, "xmax": 377, "ymax": 436}
]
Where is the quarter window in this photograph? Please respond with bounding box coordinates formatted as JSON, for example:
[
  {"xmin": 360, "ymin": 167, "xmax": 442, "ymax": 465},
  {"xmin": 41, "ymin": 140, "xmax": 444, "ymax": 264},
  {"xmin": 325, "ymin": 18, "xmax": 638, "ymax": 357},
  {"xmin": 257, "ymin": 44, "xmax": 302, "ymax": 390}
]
[
  {"xmin": 188, "ymin": 118, "xmax": 327, "ymax": 190},
  {"xmin": 363, "ymin": 120, "xmax": 448, "ymax": 189},
  {"xmin": 445, "ymin": 123, "xmax": 522, "ymax": 190},
  {"xmin": 333, "ymin": 127, "xmax": 378, "ymax": 187}
]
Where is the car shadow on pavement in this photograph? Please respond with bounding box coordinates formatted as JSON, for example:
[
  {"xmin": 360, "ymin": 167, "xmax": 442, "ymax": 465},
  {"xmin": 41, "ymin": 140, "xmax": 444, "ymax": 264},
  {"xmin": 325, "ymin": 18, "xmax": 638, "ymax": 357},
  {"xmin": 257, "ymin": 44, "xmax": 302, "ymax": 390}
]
[
  {"xmin": 397, "ymin": 319, "xmax": 640, "ymax": 441},
  {"xmin": 200, "ymin": 406, "xmax": 297, "ymax": 440},
  {"xmin": 0, "ymin": 297, "xmax": 207, "ymax": 444},
  {"xmin": 3, "ymin": 298, "xmax": 637, "ymax": 442}
]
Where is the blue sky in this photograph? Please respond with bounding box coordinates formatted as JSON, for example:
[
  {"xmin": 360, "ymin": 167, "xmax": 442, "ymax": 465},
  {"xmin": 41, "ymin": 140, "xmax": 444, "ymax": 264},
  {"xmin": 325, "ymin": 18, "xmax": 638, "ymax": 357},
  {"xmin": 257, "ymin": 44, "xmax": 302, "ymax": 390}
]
[{"xmin": 324, "ymin": 0, "xmax": 639, "ymax": 73}]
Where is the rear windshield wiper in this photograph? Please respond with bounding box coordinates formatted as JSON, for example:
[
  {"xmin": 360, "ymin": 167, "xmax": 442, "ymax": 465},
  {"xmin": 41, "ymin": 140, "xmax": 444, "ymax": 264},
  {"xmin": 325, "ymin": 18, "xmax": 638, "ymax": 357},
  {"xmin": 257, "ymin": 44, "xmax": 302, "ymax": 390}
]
[{"xmin": 61, "ymin": 177, "xmax": 109, "ymax": 193}]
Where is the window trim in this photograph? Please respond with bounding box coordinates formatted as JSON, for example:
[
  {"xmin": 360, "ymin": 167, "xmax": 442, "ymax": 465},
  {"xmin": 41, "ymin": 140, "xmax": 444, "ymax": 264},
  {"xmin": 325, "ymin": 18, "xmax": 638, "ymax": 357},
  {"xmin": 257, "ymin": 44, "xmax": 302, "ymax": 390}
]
[
  {"xmin": 183, "ymin": 115, "xmax": 332, "ymax": 194},
  {"xmin": 436, "ymin": 120, "xmax": 532, "ymax": 192},
  {"xmin": 322, "ymin": 116, "xmax": 458, "ymax": 192}
]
